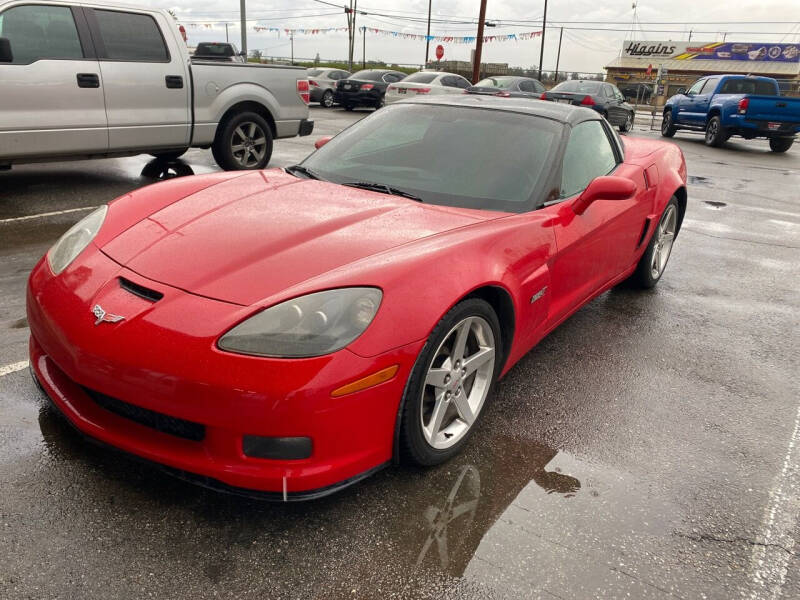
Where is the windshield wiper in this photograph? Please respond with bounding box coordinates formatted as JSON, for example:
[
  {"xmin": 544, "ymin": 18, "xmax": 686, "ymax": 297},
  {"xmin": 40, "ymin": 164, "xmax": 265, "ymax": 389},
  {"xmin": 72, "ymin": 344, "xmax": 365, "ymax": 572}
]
[
  {"xmin": 341, "ymin": 181, "xmax": 422, "ymax": 202},
  {"xmin": 285, "ymin": 164, "xmax": 320, "ymax": 180}
]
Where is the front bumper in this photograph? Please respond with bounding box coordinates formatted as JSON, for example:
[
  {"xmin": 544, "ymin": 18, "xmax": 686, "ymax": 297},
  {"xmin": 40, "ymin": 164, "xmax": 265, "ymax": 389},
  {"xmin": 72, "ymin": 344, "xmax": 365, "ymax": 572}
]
[{"xmin": 26, "ymin": 247, "xmax": 423, "ymax": 498}]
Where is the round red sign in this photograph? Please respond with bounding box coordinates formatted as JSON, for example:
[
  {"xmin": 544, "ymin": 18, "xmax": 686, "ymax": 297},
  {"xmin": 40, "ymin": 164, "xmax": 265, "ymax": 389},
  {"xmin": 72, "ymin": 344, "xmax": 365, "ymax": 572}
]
[{"xmin": 435, "ymin": 45, "xmax": 444, "ymax": 60}]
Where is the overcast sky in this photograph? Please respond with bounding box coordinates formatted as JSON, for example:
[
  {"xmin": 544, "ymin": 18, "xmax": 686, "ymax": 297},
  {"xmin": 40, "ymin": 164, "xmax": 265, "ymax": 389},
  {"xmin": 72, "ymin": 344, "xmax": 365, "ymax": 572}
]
[{"xmin": 137, "ymin": 0, "xmax": 799, "ymax": 72}]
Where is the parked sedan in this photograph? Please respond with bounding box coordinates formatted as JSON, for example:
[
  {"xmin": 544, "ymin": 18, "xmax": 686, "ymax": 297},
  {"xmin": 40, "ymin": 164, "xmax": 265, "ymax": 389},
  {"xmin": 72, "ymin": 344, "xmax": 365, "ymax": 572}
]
[
  {"xmin": 335, "ymin": 69, "xmax": 407, "ymax": 110},
  {"xmin": 542, "ymin": 80, "xmax": 635, "ymax": 132},
  {"xmin": 28, "ymin": 96, "xmax": 686, "ymax": 500},
  {"xmin": 465, "ymin": 76, "xmax": 545, "ymax": 98},
  {"xmin": 307, "ymin": 68, "xmax": 351, "ymax": 108},
  {"xmin": 385, "ymin": 71, "xmax": 471, "ymax": 104}
]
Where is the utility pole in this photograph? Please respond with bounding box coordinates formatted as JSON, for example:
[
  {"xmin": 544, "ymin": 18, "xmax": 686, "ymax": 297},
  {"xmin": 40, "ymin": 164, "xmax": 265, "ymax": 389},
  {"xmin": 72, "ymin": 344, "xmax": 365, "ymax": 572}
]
[
  {"xmin": 472, "ymin": 0, "xmax": 488, "ymax": 84},
  {"xmin": 723, "ymin": 31, "xmax": 727, "ymax": 41},
  {"xmin": 424, "ymin": 0, "xmax": 432, "ymax": 67},
  {"xmin": 240, "ymin": 0, "xmax": 247, "ymax": 58},
  {"xmin": 688, "ymin": 29, "xmax": 693, "ymax": 42},
  {"xmin": 537, "ymin": 0, "xmax": 547, "ymax": 80},
  {"xmin": 290, "ymin": 31, "xmax": 294, "ymax": 65},
  {"xmin": 351, "ymin": 0, "xmax": 357, "ymax": 68},
  {"xmin": 225, "ymin": 23, "xmax": 229, "ymax": 43},
  {"xmin": 362, "ymin": 26, "xmax": 366, "ymax": 68},
  {"xmin": 553, "ymin": 26, "xmax": 563, "ymax": 84}
]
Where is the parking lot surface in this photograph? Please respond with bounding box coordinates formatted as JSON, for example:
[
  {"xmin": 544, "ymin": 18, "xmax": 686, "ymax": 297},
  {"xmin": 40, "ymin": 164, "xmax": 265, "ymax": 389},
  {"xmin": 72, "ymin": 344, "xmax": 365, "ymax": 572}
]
[{"xmin": 1, "ymin": 106, "xmax": 799, "ymax": 599}]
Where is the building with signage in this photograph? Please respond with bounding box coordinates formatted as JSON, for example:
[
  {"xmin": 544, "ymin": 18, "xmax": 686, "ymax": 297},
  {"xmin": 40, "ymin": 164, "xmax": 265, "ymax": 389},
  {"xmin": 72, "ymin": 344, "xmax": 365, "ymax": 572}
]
[{"xmin": 605, "ymin": 41, "xmax": 800, "ymax": 103}]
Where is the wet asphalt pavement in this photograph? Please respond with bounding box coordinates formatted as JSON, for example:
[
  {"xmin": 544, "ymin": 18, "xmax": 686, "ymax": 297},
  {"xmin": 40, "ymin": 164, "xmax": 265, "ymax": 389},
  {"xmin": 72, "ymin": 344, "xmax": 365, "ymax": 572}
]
[{"xmin": 1, "ymin": 107, "xmax": 799, "ymax": 599}]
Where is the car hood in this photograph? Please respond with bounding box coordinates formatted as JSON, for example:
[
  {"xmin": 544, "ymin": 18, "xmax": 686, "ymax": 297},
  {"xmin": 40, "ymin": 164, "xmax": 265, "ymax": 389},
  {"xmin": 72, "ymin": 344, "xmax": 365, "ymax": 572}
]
[{"xmin": 101, "ymin": 171, "xmax": 492, "ymax": 306}]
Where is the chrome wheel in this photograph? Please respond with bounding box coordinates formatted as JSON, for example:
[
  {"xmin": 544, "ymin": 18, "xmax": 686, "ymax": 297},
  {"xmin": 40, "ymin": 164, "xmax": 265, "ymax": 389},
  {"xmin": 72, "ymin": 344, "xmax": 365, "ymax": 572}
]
[
  {"xmin": 651, "ymin": 204, "xmax": 677, "ymax": 279},
  {"xmin": 705, "ymin": 118, "xmax": 719, "ymax": 143},
  {"xmin": 231, "ymin": 121, "xmax": 267, "ymax": 168},
  {"xmin": 420, "ymin": 316, "xmax": 496, "ymax": 450},
  {"xmin": 624, "ymin": 113, "xmax": 633, "ymax": 131},
  {"xmin": 322, "ymin": 90, "xmax": 334, "ymax": 108}
]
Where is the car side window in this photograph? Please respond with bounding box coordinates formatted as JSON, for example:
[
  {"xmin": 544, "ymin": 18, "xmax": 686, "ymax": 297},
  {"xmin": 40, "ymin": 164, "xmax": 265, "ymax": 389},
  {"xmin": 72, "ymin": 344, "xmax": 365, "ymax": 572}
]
[
  {"xmin": 455, "ymin": 77, "xmax": 471, "ymax": 89},
  {"xmin": 686, "ymin": 79, "xmax": 705, "ymax": 95},
  {"xmin": 560, "ymin": 121, "xmax": 619, "ymax": 198},
  {"xmin": 93, "ymin": 9, "xmax": 169, "ymax": 62},
  {"xmin": 0, "ymin": 4, "xmax": 84, "ymax": 64},
  {"xmin": 519, "ymin": 80, "xmax": 538, "ymax": 92},
  {"xmin": 383, "ymin": 73, "xmax": 402, "ymax": 83},
  {"xmin": 440, "ymin": 76, "xmax": 456, "ymax": 87},
  {"xmin": 699, "ymin": 77, "xmax": 719, "ymax": 95},
  {"xmin": 613, "ymin": 87, "xmax": 625, "ymax": 101}
]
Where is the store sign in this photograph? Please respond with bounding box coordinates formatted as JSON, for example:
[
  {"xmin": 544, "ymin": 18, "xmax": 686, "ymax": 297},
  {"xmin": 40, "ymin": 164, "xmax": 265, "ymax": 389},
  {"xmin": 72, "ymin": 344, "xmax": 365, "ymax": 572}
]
[{"xmin": 623, "ymin": 41, "xmax": 799, "ymax": 63}]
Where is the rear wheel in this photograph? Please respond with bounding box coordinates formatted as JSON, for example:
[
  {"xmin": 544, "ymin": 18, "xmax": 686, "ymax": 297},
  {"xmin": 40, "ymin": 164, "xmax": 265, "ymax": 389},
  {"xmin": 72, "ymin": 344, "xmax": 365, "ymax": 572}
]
[
  {"xmin": 620, "ymin": 111, "xmax": 634, "ymax": 132},
  {"xmin": 705, "ymin": 116, "xmax": 729, "ymax": 147},
  {"xmin": 375, "ymin": 94, "xmax": 386, "ymax": 109},
  {"xmin": 661, "ymin": 111, "xmax": 676, "ymax": 137},
  {"xmin": 769, "ymin": 137, "xmax": 794, "ymax": 153},
  {"xmin": 321, "ymin": 90, "xmax": 334, "ymax": 108},
  {"xmin": 400, "ymin": 298, "xmax": 501, "ymax": 466},
  {"xmin": 628, "ymin": 197, "xmax": 679, "ymax": 289},
  {"xmin": 212, "ymin": 111, "xmax": 273, "ymax": 171}
]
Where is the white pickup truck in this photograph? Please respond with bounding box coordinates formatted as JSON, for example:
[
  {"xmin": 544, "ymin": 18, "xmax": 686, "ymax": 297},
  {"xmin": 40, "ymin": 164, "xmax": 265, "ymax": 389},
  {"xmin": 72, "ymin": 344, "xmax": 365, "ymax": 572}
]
[{"xmin": 0, "ymin": 0, "xmax": 313, "ymax": 170}]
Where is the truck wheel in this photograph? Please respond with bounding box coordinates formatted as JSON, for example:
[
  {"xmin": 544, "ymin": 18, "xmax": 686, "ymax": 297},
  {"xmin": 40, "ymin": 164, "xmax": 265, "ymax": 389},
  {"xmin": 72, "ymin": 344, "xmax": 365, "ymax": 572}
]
[
  {"xmin": 150, "ymin": 149, "xmax": 187, "ymax": 161},
  {"xmin": 661, "ymin": 111, "xmax": 676, "ymax": 137},
  {"xmin": 212, "ymin": 111, "xmax": 273, "ymax": 171},
  {"xmin": 321, "ymin": 90, "xmax": 334, "ymax": 108},
  {"xmin": 704, "ymin": 116, "xmax": 728, "ymax": 147},
  {"xmin": 769, "ymin": 137, "xmax": 794, "ymax": 153}
]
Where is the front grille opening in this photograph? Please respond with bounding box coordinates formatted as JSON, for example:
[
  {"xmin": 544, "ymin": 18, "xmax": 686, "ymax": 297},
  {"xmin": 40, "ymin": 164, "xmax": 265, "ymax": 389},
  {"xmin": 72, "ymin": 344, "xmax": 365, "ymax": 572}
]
[
  {"xmin": 83, "ymin": 387, "xmax": 205, "ymax": 442},
  {"xmin": 119, "ymin": 277, "xmax": 164, "ymax": 302}
]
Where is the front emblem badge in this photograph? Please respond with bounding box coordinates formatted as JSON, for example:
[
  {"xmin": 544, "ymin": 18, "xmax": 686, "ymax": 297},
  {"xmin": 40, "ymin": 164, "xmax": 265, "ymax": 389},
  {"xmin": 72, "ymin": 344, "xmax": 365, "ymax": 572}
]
[
  {"xmin": 91, "ymin": 304, "xmax": 125, "ymax": 326},
  {"xmin": 530, "ymin": 286, "xmax": 548, "ymax": 304}
]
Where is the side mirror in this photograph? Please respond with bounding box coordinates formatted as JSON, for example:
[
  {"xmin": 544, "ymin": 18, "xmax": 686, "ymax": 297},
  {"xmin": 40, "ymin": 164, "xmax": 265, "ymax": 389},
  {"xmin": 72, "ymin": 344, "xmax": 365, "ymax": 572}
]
[
  {"xmin": 314, "ymin": 136, "xmax": 332, "ymax": 149},
  {"xmin": 572, "ymin": 176, "xmax": 636, "ymax": 215},
  {"xmin": 0, "ymin": 38, "xmax": 13, "ymax": 63},
  {"xmin": 676, "ymin": 87, "xmax": 686, "ymax": 95}
]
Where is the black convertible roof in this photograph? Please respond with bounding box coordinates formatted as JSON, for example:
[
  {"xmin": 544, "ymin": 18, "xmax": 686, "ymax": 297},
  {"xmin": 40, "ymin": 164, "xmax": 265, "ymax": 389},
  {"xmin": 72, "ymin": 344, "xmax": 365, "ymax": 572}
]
[{"xmin": 398, "ymin": 94, "xmax": 599, "ymax": 125}]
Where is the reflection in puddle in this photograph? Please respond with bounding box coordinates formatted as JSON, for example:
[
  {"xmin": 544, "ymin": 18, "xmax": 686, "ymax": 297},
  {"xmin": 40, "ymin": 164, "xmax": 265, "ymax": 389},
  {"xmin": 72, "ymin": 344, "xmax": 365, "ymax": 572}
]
[{"xmin": 140, "ymin": 159, "xmax": 195, "ymax": 180}]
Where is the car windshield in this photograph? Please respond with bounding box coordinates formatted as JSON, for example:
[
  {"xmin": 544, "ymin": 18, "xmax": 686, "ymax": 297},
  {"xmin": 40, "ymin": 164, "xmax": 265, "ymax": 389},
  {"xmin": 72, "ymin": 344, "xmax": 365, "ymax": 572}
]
[
  {"xmin": 196, "ymin": 44, "xmax": 233, "ymax": 56},
  {"xmin": 349, "ymin": 70, "xmax": 385, "ymax": 81},
  {"xmin": 301, "ymin": 104, "xmax": 562, "ymax": 213},
  {"xmin": 719, "ymin": 78, "xmax": 777, "ymax": 95},
  {"xmin": 307, "ymin": 69, "xmax": 324, "ymax": 76},
  {"xmin": 475, "ymin": 77, "xmax": 515, "ymax": 89},
  {"xmin": 553, "ymin": 81, "xmax": 602, "ymax": 93},
  {"xmin": 402, "ymin": 72, "xmax": 438, "ymax": 83}
]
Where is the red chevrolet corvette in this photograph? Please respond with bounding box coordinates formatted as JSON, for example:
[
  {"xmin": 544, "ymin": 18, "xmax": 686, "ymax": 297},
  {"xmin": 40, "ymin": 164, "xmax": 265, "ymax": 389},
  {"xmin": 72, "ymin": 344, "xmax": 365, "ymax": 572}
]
[{"xmin": 27, "ymin": 97, "xmax": 686, "ymax": 500}]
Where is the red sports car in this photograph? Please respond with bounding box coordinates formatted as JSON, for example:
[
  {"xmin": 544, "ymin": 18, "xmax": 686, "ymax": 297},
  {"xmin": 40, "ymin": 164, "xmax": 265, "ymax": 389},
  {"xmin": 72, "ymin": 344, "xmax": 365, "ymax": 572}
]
[{"xmin": 27, "ymin": 97, "xmax": 687, "ymax": 500}]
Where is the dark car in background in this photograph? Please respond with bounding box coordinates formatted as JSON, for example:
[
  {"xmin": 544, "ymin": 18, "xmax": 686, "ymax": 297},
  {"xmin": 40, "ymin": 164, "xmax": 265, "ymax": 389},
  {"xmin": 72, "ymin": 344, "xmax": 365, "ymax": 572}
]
[
  {"xmin": 192, "ymin": 42, "xmax": 245, "ymax": 63},
  {"xmin": 541, "ymin": 80, "xmax": 635, "ymax": 132},
  {"xmin": 618, "ymin": 82, "xmax": 653, "ymax": 104},
  {"xmin": 307, "ymin": 68, "xmax": 351, "ymax": 108},
  {"xmin": 335, "ymin": 69, "xmax": 407, "ymax": 110},
  {"xmin": 466, "ymin": 76, "xmax": 546, "ymax": 98}
]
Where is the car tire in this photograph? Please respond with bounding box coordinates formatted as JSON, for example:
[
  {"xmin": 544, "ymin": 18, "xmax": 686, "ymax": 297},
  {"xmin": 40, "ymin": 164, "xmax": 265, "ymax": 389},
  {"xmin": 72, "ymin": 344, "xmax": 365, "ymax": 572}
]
[
  {"xmin": 769, "ymin": 137, "xmax": 794, "ymax": 153},
  {"xmin": 620, "ymin": 111, "xmax": 634, "ymax": 133},
  {"xmin": 212, "ymin": 111, "xmax": 273, "ymax": 171},
  {"xmin": 321, "ymin": 90, "xmax": 334, "ymax": 108},
  {"xmin": 149, "ymin": 149, "xmax": 188, "ymax": 161},
  {"xmin": 661, "ymin": 110, "xmax": 676, "ymax": 137},
  {"xmin": 628, "ymin": 197, "xmax": 680, "ymax": 289},
  {"xmin": 704, "ymin": 116, "xmax": 728, "ymax": 147},
  {"xmin": 375, "ymin": 94, "xmax": 386, "ymax": 110},
  {"xmin": 399, "ymin": 298, "xmax": 502, "ymax": 466}
]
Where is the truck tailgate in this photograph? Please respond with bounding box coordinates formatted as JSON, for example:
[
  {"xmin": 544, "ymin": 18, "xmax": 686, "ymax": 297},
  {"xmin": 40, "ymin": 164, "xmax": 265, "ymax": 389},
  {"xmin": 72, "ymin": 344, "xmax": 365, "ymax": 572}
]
[{"xmin": 745, "ymin": 95, "xmax": 800, "ymax": 124}]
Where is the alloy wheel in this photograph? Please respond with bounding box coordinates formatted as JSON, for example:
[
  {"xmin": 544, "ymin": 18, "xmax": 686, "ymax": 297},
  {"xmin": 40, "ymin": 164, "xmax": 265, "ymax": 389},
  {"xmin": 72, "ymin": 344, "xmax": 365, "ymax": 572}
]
[
  {"xmin": 706, "ymin": 119, "xmax": 719, "ymax": 143},
  {"xmin": 651, "ymin": 204, "xmax": 677, "ymax": 279},
  {"xmin": 661, "ymin": 113, "xmax": 672, "ymax": 135},
  {"xmin": 231, "ymin": 121, "xmax": 267, "ymax": 168},
  {"xmin": 322, "ymin": 90, "xmax": 334, "ymax": 108},
  {"xmin": 420, "ymin": 316, "xmax": 496, "ymax": 449}
]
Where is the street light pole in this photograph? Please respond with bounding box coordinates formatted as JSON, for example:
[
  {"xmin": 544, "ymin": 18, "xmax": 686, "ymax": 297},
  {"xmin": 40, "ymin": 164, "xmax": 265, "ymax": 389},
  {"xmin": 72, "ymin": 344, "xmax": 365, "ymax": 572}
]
[
  {"xmin": 424, "ymin": 0, "xmax": 432, "ymax": 67},
  {"xmin": 537, "ymin": 0, "xmax": 547, "ymax": 80},
  {"xmin": 472, "ymin": 0, "xmax": 488, "ymax": 84},
  {"xmin": 240, "ymin": 0, "xmax": 247, "ymax": 58},
  {"xmin": 553, "ymin": 26, "xmax": 563, "ymax": 84}
]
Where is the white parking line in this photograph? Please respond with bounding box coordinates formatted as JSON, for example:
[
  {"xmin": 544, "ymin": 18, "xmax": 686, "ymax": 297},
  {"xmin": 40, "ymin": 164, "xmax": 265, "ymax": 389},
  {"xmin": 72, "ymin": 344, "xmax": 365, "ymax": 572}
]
[
  {"xmin": 0, "ymin": 360, "xmax": 29, "ymax": 378},
  {"xmin": 748, "ymin": 401, "xmax": 800, "ymax": 600},
  {"xmin": 0, "ymin": 205, "xmax": 98, "ymax": 225}
]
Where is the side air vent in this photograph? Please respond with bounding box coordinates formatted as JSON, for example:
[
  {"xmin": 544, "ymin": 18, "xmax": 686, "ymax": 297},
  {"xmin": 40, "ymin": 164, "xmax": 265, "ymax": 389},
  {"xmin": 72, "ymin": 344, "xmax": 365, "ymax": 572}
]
[{"xmin": 119, "ymin": 277, "xmax": 164, "ymax": 302}]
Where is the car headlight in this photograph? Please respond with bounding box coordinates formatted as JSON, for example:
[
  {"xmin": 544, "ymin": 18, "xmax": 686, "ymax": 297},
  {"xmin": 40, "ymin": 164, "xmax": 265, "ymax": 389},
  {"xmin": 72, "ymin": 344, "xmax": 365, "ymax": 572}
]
[
  {"xmin": 218, "ymin": 287, "xmax": 382, "ymax": 358},
  {"xmin": 47, "ymin": 206, "xmax": 108, "ymax": 275}
]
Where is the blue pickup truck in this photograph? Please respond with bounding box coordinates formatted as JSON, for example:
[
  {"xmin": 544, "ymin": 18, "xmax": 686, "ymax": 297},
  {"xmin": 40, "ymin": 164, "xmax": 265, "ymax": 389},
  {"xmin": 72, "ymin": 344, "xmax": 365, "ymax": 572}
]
[{"xmin": 662, "ymin": 75, "xmax": 800, "ymax": 152}]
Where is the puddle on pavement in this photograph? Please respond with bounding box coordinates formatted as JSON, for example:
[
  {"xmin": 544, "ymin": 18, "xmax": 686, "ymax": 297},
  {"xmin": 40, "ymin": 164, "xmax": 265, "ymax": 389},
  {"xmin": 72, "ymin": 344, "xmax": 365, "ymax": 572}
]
[{"xmin": 688, "ymin": 175, "xmax": 712, "ymax": 185}]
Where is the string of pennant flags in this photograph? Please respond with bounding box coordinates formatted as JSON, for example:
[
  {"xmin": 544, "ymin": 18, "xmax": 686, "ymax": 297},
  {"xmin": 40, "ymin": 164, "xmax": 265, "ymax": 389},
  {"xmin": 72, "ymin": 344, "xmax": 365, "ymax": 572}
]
[{"xmin": 183, "ymin": 22, "xmax": 542, "ymax": 44}]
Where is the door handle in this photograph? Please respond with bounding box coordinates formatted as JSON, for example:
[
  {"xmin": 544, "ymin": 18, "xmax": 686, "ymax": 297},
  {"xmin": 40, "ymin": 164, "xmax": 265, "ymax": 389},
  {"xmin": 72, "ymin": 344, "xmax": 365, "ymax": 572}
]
[
  {"xmin": 165, "ymin": 75, "xmax": 184, "ymax": 89},
  {"xmin": 76, "ymin": 73, "xmax": 100, "ymax": 88}
]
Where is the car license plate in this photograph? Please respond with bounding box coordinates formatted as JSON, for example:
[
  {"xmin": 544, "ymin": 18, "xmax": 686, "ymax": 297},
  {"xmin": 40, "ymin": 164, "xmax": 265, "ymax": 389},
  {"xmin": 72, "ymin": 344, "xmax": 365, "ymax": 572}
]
[
  {"xmin": 557, "ymin": 98, "xmax": 571, "ymax": 104},
  {"xmin": 767, "ymin": 122, "xmax": 781, "ymax": 131},
  {"xmin": 343, "ymin": 84, "xmax": 352, "ymax": 90},
  {"xmin": 398, "ymin": 88, "xmax": 407, "ymax": 94}
]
